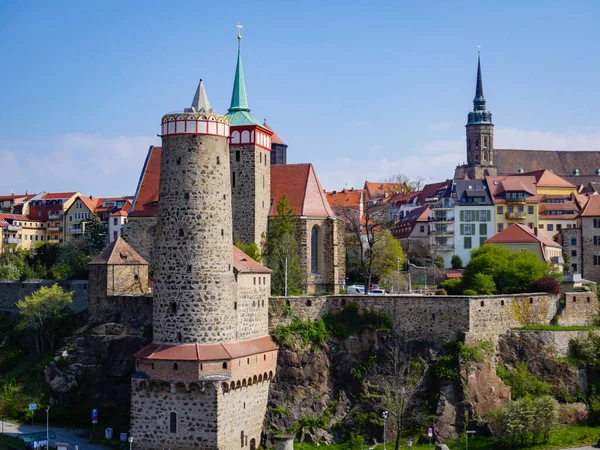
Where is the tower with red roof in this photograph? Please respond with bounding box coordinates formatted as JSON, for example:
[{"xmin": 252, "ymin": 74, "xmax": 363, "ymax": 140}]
[{"xmin": 227, "ymin": 33, "xmax": 273, "ymax": 246}]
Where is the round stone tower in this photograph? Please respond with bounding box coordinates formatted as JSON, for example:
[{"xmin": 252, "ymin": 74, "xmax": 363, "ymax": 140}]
[{"xmin": 153, "ymin": 80, "xmax": 235, "ymax": 344}]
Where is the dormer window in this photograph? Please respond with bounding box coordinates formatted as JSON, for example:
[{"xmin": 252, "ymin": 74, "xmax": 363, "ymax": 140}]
[
  {"xmin": 574, "ymin": 169, "xmax": 580, "ymax": 175},
  {"xmin": 518, "ymin": 168, "xmax": 524, "ymax": 173}
]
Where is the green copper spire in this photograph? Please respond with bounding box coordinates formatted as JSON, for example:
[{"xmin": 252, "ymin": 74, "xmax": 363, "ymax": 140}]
[
  {"xmin": 467, "ymin": 50, "xmax": 492, "ymax": 126},
  {"xmin": 226, "ymin": 29, "xmax": 265, "ymax": 128},
  {"xmin": 229, "ymin": 39, "xmax": 250, "ymax": 112}
]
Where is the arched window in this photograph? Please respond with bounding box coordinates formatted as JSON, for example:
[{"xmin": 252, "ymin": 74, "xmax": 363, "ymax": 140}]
[
  {"xmin": 173, "ymin": 362, "xmax": 178, "ymax": 371},
  {"xmin": 223, "ymin": 361, "xmax": 228, "ymax": 369},
  {"xmin": 311, "ymin": 225, "xmax": 320, "ymax": 274},
  {"xmin": 169, "ymin": 412, "xmax": 177, "ymax": 433}
]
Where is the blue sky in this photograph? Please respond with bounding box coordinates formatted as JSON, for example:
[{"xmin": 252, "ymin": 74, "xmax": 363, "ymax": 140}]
[{"xmin": 1, "ymin": 1, "xmax": 600, "ymax": 196}]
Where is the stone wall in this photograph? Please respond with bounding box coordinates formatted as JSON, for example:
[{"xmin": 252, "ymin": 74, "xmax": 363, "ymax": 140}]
[
  {"xmin": 122, "ymin": 217, "xmax": 157, "ymax": 267},
  {"xmin": 560, "ymin": 228, "xmax": 581, "ymax": 274},
  {"xmin": 130, "ymin": 381, "xmax": 218, "ymax": 449},
  {"xmin": 511, "ymin": 329, "xmax": 600, "ymax": 357},
  {"xmin": 89, "ymin": 294, "xmax": 153, "ymax": 326},
  {"xmin": 0, "ymin": 279, "xmax": 88, "ymax": 312},
  {"xmin": 235, "ymin": 272, "xmax": 270, "ymax": 340},
  {"xmin": 230, "ymin": 144, "xmax": 270, "ymax": 246},
  {"xmin": 269, "ymin": 292, "xmax": 598, "ymax": 343},
  {"xmin": 581, "ymin": 217, "xmax": 600, "ymax": 283}
]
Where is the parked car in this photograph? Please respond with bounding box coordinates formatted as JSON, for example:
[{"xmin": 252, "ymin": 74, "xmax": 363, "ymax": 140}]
[
  {"xmin": 369, "ymin": 288, "xmax": 386, "ymax": 295},
  {"xmin": 347, "ymin": 285, "xmax": 365, "ymax": 294}
]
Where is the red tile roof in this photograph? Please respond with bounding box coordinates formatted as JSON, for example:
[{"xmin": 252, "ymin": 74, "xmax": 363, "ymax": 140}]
[
  {"xmin": 486, "ymin": 175, "xmax": 538, "ymax": 203},
  {"xmin": 89, "ymin": 237, "xmax": 149, "ymax": 265},
  {"xmin": 581, "ymin": 195, "xmax": 600, "ymax": 217},
  {"xmin": 72, "ymin": 195, "xmax": 98, "ymax": 213},
  {"xmin": 363, "ymin": 181, "xmax": 407, "ymax": 199},
  {"xmin": 135, "ymin": 335, "xmax": 277, "ymax": 361},
  {"xmin": 232, "ymin": 246, "xmax": 271, "ymax": 273},
  {"xmin": 326, "ymin": 189, "xmax": 363, "ymax": 209},
  {"xmin": 485, "ymin": 223, "xmax": 561, "ymax": 248},
  {"xmin": 262, "ymin": 121, "xmax": 286, "ymax": 146},
  {"xmin": 519, "ymin": 169, "xmax": 575, "ymax": 189},
  {"xmin": 270, "ymin": 164, "xmax": 335, "ymax": 217},
  {"xmin": 0, "ymin": 214, "xmax": 28, "ymax": 226},
  {"xmin": 130, "ymin": 146, "xmax": 161, "ymax": 217},
  {"xmin": 43, "ymin": 192, "xmax": 77, "ymax": 200}
]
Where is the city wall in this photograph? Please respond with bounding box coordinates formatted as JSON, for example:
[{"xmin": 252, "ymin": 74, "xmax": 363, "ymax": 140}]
[
  {"xmin": 0, "ymin": 279, "xmax": 88, "ymax": 312},
  {"xmin": 269, "ymin": 292, "xmax": 598, "ymax": 343}
]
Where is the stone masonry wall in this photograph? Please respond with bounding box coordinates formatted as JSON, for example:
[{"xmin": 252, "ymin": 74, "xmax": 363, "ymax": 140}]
[
  {"xmin": 512, "ymin": 329, "xmax": 600, "ymax": 357},
  {"xmin": 560, "ymin": 292, "xmax": 599, "ymax": 326},
  {"xmin": 107, "ymin": 265, "xmax": 148, "ymax": 296},
  {"xmin": 218, "ymin": 380, "xmax": 271, "ymax": 450},
  {"xmin": 153, "ymin": 133, "xmax": 236, "ymax": 344},
  {"xmin": 0, "ymin": 279, "xmax": 88, "ymax": 312},
  {"xmin": 581, "ymin": 217, "xmax": 600, "ymax": 283},
  {"xmin": 560, "ymin": 228, "xmax": 582, "ymax": 274},
  {"xmin": 235, "ymin": 272, "xmax": 270, "ymax": 340},
  {"xmin": 130, "ymin": 381, "xmax": 218, "ymax": 450},
  {"xmin": 230, "ymin": 144, "xmax": 270, "ymax": 246},
  {"xmin": 122, "ymin": 217, "xmax": 157, "ymax": 267}
]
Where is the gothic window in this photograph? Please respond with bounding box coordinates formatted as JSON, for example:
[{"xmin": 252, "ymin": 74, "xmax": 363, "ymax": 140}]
[
  {"xmin": 484, "ymin": 136, "xmax": 488, "ymax": 147},
  {"xmin": 311, "ymin": 226, "xmax": 320, "ymax": 274},
  {"xmin": 169, "ymin": 412, "xmax": 177, "ymax": 433}
]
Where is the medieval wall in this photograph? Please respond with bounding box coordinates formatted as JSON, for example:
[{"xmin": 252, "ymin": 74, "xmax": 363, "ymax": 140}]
[
  {"xmin": 122, "ymin": 217, "xmax": 157, "ymax": 267},
  {"xmin": 234, "ymin": 272, "xmax": 270, "ymax": 340},
  {"xmin": 0, "ymin": 279, "xmax": 88, "ymax": 312},
  {"xmin": 130, "ymin": 381, "xmax": 218, "ymax": 450},
  {"xmin": 560, "ymin": 292, "xmax": 599, "ymax": 326}
]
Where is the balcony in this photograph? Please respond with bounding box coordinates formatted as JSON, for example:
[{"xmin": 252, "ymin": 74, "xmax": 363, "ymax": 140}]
[
  {"xmin": 48, "ymin": 211, "xmax": 63, "ymax": 220},
  {"xmin": 431, "ymin": 244, "xmax": 454, "ymax": 251},
  {"xmin": 430, "ymin": 229, "xmax": 453, "ymax": 236},
  {"xmin": 47, "ymin": 238, "xmax": 60, "ymax": 244},
  {"xmin": 505, "ymin": 211, "xmax": 527, "ymax": 220},
  {"xmin": 6, "ymin": 225, "xmax": 22, "ymax": 232},
  {"xmin": 48, "ymin": 225, "xmax": 63, "ymax": 232},
  {"xmin": 505, "ymin": 197, "xmax": 527, "ymax": 205},
  {"xmin": 6, "ymin": 237, "xmax": 21, "ymax": 244},
  {"xmin": 69, "ymin": 227, "xmax": 83, "ymax": 234},
  {"xmin": 429, "ymin": 202, "xmax": 454, "ymax": 211}
]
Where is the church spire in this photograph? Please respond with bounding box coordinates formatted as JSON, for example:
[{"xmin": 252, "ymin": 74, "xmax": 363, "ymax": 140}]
[
  {"xmin": 473, "ymin": 51, "xmax": 486, "ymax": 112},
  {"xmin": 188, "ymin": 79, "xmax": 215, "ymax": 113},
  {"xmin": 229, "ymin": 26, "xmax": 250, "ymax": 113}
]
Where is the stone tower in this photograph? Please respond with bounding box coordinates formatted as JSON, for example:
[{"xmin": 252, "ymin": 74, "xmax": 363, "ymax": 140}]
[
  {"xmin": 227, "ymin": 35, "xmax": 273, "ymax": 246},
  {"xmin": 455, "ymin": 53, "xmax": 497, "ymax": 179},
  {"xmin": 130, "ymin": 80, "xmax": 278, "ymax": 450}
]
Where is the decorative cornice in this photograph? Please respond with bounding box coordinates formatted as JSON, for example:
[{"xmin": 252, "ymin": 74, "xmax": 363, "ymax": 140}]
[{"xmin": 161, "ymin": 113, "xmax": 230, "ymax": 137}]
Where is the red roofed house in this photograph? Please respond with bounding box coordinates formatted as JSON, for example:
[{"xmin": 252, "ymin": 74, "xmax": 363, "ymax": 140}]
[
  {"xmin": 391, "ymin": 205, "xmax": 431, "ymax": 258},
  {"xmin": 565, "ymin": 195, "xmax": 600, "ymax": 282},
  {"xmin": 64, "ymin": 194, "xmax": 99, "ymax": 242},
  {"xmin": 0, "ymin": 194, "xmax": 31, "ymax": 214},
  {"xmin": 485, "ymin": 223, "xmax": 563, "ymax": 269},
  {"xmin": 0, "ymin": 214, "xmax": 28, "ymax": 253}
]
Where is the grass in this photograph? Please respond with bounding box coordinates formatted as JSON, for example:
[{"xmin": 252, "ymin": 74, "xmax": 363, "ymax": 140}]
[
  {"xmin": 291, "ymin": 424, "xmax": 600, "ymax": 450},
  {"xmin": 556, "ymin": 356, "xmax": 586, "ymax": 367},
  {"xmin": 514, "ymin": 325, "xmax": 599, "ymax": 331}
]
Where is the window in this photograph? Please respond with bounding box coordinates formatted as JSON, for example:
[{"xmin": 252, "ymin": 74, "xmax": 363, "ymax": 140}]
[
  {"xmin": 497, "ymin": 223, "xmax": 504, "ymax": 232},
  {"xmin": 539, "ymin": 224, "xmax": 544, "ymax": 229},
  {"xmin": 594, "ymin": 236, "xmax": 600, "ymax": 245},
  {"xmin": 69, "ymin": 215, "xmax": 72, "ymax": 222},
  {"xmin": 236, "ymin": 150, "xmax": 240, "ymax": 162},
  {"xmin": 232, "ymin": 171, "xmax": 236, "ymax": 188},
  {"xmin": 169, "ymin": 412, "xmax": 177, "ymax": 433},
  {"xmin": 223, "ymin": 362, "xmax": 228, "ymax": 369},
  {"xmin": 113, "ymin": 218, "xmax": 118, "ymax": 225},
  {"xmin": 528, "ymin": 206, "xmax": 534, "ymax": 214},
  {"xmin": 464, "ymin": 237, "xmax": 472, "ymax": 249},
  {"xmin": 557, "ymin": 224, "xmax": 562, "ymax": 231},
  {"xmin": 460, "ymin": 224, "xmax": 475, "ymax": 235},
  {"xmin": 517, "ymin": 206, "xmax": 524, "ymax": 213},
  {"xmin": 480, "ymin": 236, "xmax": 487, "ymax": 246},
  {"xmin": 572, "ymin": 264, "xmax": 578, "ymax": 273},
  {"xmin": 173, "ymin": 363, "xmax": 178, "ymax": 371},
  {"xmin": 595, "ymin": 255, "xmax": 600, "ymax": 266},
  {"xmin": 547, "ymin": 224, "xmax": 553, "ymax": 231},
  {"xmin": 507, "ymin": 206, "xmax": 513, "ymax": 213},
  {"xmin": 571, "ymin": 237, "xmax": 577, "ymax": 245},
  {"xmin": 184, "ymin": 192, "xmax": 190, "ymax": 200},
  {"xmin": 311, "ymin": 226, "xmax": 320, "ymax": 273},
  {"xmin": 572, "ymin": 250, "xmax": 577, "ymax": 257},
  {"xmin": 420, "ymin": 225, "xmax": 425, "ymax": 233},
  {"xmin": 113, "ymin": 231, "xmax": 118, "ymax": 240},
  {"xmin": 479, "ymin": 223, "xmax": 487, "ymax": 235},
  {"xmin": 594, "ymin": 219, "xmax": 600, "ymax": 228}
]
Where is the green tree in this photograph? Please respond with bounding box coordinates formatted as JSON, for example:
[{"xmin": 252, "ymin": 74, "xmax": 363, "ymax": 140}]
[
  {"xmin": 52, "ymin": 243, "xmax": 92, "ymax": 279},
  {"xmin": 265, "ymin": 195, "xmax": 304, "ymax": 295},
  {"xmin": 369, "ymin": 229, "xmax": 405, "ymax": 285},
  {"xmin": 438, "ymin": 277, "xmax": 463, "ymax": 295},
  {"xmin": 83, "ymin": 212, "xmax": 107, "ymax": 256},
  {"xmin": 235, "ymin": 241, "xmax": 262, "ymax": 263},
  {"xmin": 451, "ymin": 254, "xmax": 463, "ymax": 269},
  {"xmin": 0, "ymin": 262, "xmax": 21, "ymax": 280},
  {"xmin": 473, "ymin": 272, "xmax": 496, "ymax": 295},
  {"xmin": 16, "ymin": 284, "xmax": 73, "ymax": 353}
]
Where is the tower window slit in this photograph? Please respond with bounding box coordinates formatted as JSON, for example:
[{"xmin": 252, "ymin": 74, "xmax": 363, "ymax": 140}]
[
  {"xmin": 217, "ymin": 156, "xmax": 220, "ymax": 165},
  {"xmin": 233, "ymin": 172, "xmax": 236, "ymax": 188},
  {"xmin": 184, "ymin": 192, "xmax": 189, "ymax": 200},
  {"xmin": 176, "ymin": 157, "xmax": 181, "ymax": 165},
  {"xmin": 179, "ymin": 228, "xmax": 184, "ymax": 237},
  {"xmin": 221, "ymin": 229, "xmax": 224, "ymax": 236},
  {"xmin": 187, "ymin": 265, "xmax": 192, "ymax": 273},
  {"xmin": 236, "ymin": 150, "xmax": 240, "ymax": 162}
]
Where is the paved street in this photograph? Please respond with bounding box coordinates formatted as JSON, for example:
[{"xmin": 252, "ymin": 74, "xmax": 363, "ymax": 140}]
[{"xmin": 1, "ymin": 419, "xmax": 110, "ymax": 449}]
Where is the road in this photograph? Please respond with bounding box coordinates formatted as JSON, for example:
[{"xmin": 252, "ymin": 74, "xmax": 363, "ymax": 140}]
[{"xmin": 1, "ymin": 419, "xmax": 110, "ymax": 449}]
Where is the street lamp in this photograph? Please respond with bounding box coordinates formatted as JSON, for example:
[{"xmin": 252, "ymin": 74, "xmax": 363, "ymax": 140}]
[
  {"xmin": 381, "ymin": 410, "xmax": 389, "ymax": 450},
  {"xmin": 128, "ymin": 435, "xmax": 134, "ymax": 450},
  {"xmin": 465, "ymin": 430, "xmax": 475, "ymax": 450},
  {"xmin": 46, "ymin": 405, "xmax": 50, "ymax": 449}
]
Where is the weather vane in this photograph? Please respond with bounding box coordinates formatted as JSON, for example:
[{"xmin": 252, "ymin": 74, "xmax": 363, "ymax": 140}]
[{"xmin": 237, "ymin": 24, "xmax": 243, "ymax": 40}]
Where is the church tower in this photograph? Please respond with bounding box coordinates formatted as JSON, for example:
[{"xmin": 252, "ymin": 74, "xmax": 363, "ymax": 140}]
[
  {"xmin": 227, "ymin": 31, "xmax": 273, "ymax": 246},
  {"xmin": 455, "ymin": 53, "xmax": 497, "ymax": 179},
  {"xmin": 130, "ymin": 80, "xmax": 278, "ymax": 450}
]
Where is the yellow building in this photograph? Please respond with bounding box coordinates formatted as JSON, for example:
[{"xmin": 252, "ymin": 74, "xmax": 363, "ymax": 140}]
[
  {"xmin": 518, "ymin": 170, "xmax": 580, "ymax": 240},
  {"xmin": 10, "ymin": 216, "xmax": 46, "ymax": 250},
  {"xmin": 21, "ymin": 191, "xmax": 81, "ymax": 244},
  {"xmin": 486, "ymin": 175, "xmax": 539, "ymax": 234},
  {"xmin": 64, "ymin": 195, "xmax": 98, "ymax": 242}
]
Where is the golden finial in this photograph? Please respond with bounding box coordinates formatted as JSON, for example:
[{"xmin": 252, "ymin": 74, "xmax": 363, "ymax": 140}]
[{"xmin": 237, "ymin": 24, "xmax": 243, "ymax": 40}]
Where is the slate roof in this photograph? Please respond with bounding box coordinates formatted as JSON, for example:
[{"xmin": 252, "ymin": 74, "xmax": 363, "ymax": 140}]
[
  {"xmin": 495, "ymin": 149, "xmax": 600, "ymax": 185},
  {"xmin": 486, "ymin": 223, "xmax": 561, "ymax": 249},
  {"xmin": 89, "ymin": 237, "xmax": 148, "ymax": 265},
  {"xmin": 134, "ymin": 335, "xmax": 278, "ymax": 361},
  {"xmin": 391, "ymin": 205, "xmax": 430, "ymax": 239},
  {"xmin": 270, "ymin": 164, "xmax": 335, "ymax": 218},
  {"xmin": 416, "ymin": 180, "xmax": 452, "ymax": 205},
  {"xmin": 454, "ymin": 179, "xmax": 493, "ymax": 205}
]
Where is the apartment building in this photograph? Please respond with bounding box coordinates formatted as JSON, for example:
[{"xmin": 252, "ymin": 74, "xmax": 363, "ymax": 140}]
[
  {"xmin": 486, "ymin": 175, "xmax": 538, "ymax": 233},
  {"xmin": 22, "ymin": 192, "xmax": 80, "ymax": 244},
  {"xmin": 64, "ymin": 195, "xmax": 97, "ymax": 241}
]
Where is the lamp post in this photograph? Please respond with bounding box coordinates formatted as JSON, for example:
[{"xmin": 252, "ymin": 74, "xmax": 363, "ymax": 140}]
[
  {"xmin": 46, "ymin": 405, "xmax": 50, "ymax": 449},
  {"xmin": 396, "ymin": 258, "xmax": 401, "ymax": 293},
  {"xmin": 128, "ymin": 435, "xmax": 134, "ymax": 450},
  {"xmin": 381, "ymin": 410, "xmax": 389, "ymax": 450},
  {"xmin": 465, "ymin": 430, "xmax": 475, "ymax": 450}
]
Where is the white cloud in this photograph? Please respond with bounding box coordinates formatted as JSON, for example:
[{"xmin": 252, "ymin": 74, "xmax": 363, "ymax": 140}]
[
  {"xmin": 495, "ymin": 127, "xmax": 600, "ymax": 150},
  {"xmin": 0, "ymin": 133, "xmax": 159, "ymax": 196}
]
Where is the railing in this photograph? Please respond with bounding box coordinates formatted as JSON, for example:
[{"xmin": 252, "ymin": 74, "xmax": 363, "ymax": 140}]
[
  {"xmin": 505, "ymin": 197, "xmax": 527, "ymax": 205},
  {"xmin": 69, "ymin": 227, "xmax": 83, "ymax": 234},
  {"xmin": 6, "ymin": 225, "xmax": 22, "ymax": 231},
  {"xmin": 48, "ymin": 211, "xmax": 63, "ymax": 220},
  {"xmin": 6, "ymin": 237, "xmax": 21, "ymax": 244},
  {"xmin": 428, "ymin": 216, "xmax": 455, "ymax": 222},
  {"xmin": 48, "ymin": 226, "xmax": 63, "ymax": 232},
  {"xmin": 505, "ymin": 211, "xmax": 527, "ymax": 220},
  {"xmin": 430, "ymin": 244, "xmax": 454, "ymax": 251},
  {"xmin": 430, "ymin": 229, "xmax": 453, "ymax": 236},
  {"xmin": 429, "ymin": 202, "xmax": 454, "ymax": 210}
]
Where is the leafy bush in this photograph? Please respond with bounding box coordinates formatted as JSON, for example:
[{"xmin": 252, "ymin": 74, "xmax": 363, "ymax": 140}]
[
  {"xmin": 496, "ymin": 362, "xmax": 552, "ymax": 399},
  {"xmin": 270, "ymin": 318, "xmax": 328, "ymax": 346},
  {"xmin": 434, "ymin": 255, "xmax": 445, "ymax": 269},
  {"xmin": 435, "ymin": 289, "xmax": 447, "ymax": 295},
  {"xmin": 322, "ymin": 302, "xmax": 392, "ymax": 339},
  {"xmin": 473, "ymin": 272, "xmax": 496, "ymax": 295},
  {"xmin": 531, "ymin": 276, "xmax": 561, "ymax": 295},
  {"xmin": 438, "ymin": 277, "xmax": 463, "ymax": 295},
  {"xmin": 458, "ymin": 340, "xmax": 493, "ymax": 362},
  {"xmin": 463, "ymin": 289, "xmax": 478, "ymax": 295},
  {"xmin": 451, "ymin": 254, "xmax": 463, "ymax": 269}
]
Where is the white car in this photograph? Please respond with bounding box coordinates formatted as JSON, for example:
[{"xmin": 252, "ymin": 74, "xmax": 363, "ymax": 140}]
[
  {"xmin": 347, "ymin": 285, "xmax": 365, "ymax": 294},
  {"xmin": 369, "ymin": 289, "xmax": 386, "ymax": 295}
]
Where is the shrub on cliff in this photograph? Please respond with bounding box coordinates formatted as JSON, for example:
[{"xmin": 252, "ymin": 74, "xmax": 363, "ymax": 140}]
[
  {"xmin": 438, "ymin": 278, "xmax": 463, "ymax": 295},
  {"xmin": 323, "ymin": 302, "xmax": 392, "ymax": 339},
  {"xmin": 496, "ymin": 362, "xmax": 552, "ymax": 399},
  {"xmin": 530, "ymin": 276, "xmax": 561, "ymax": 295}
]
